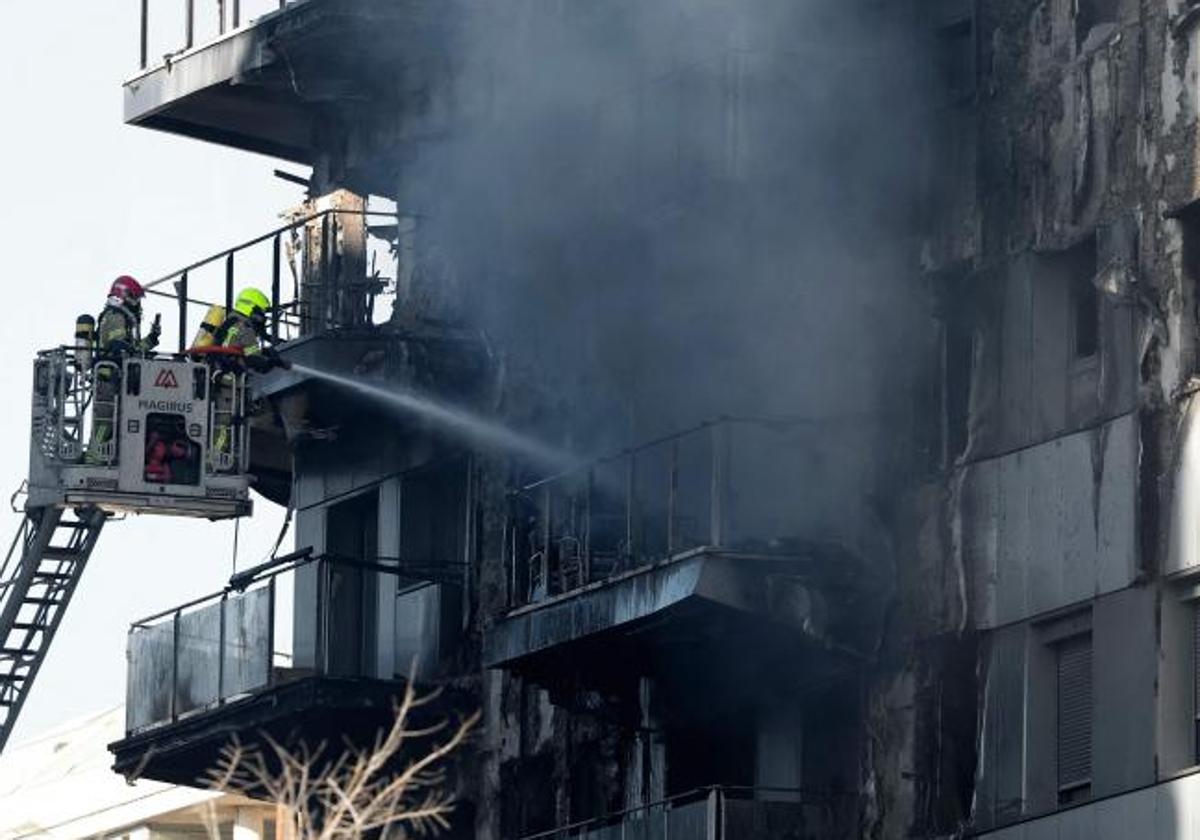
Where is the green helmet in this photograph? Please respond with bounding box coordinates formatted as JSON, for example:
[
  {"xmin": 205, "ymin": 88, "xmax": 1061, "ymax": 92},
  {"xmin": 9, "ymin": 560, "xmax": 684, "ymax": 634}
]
[{"xmin": 234, "ymin": 287, "xmax": 270, "ymax": 320}]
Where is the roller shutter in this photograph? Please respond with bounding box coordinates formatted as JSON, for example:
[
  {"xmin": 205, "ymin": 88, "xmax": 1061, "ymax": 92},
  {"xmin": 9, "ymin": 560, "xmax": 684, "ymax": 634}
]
[{"xmin": 1056, "ymin": 634, "xmax": 1092, "ymax": 797}]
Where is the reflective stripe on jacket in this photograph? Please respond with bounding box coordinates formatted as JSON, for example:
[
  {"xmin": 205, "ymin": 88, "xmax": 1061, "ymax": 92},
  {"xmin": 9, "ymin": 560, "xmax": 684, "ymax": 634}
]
[{"xmin": 216, "ymin": 313, "xmax": 262, "ymax": 356}]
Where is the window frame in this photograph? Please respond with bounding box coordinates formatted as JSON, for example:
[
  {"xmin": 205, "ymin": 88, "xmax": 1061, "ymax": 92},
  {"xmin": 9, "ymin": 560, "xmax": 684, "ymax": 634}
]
[{"xmin": 1029, "ymin": 608, "xmax": 1094, "ymax": 811}]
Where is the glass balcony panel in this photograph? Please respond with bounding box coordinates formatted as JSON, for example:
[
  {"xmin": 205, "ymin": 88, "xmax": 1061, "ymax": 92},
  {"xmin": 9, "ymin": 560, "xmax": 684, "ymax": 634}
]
[
  {"xmin": 510, "ymin": 418, "xmax": 823, "ymax": 609},
  {"xmin": 126, "ymin": 621, "xmax": 175, "ymax": 731},
  {"xmin": 631, "ymin": 443, "xmax": 673, "ymax": 564},
  {"xmin": 665, "ymin": 800, "xmax": 707, "ymax": 840},
  {"xmin": 597, "ymin": 828, "xmax": 625, "ymax": 840},
  {"xmin": 621, "ymin": 817, "xmax": 651, "ymax": 840},
  {"xmin": 520, "ymin": 790, "xmax": 836, "ymax": 840},
  {"xmin": 125, "ymin": 555, "xmax": 399, "ymax": 732},
  {"xmin": 395, "ymin": 582, "xmax": 441, "ymax": 679},
  {"xmin": 175, "ymin": 601, "xmax": 223, "ymax": 715},
  {"xmin": 672, "ymin": 430, "xmax": 714, "ymax": 553},
  {"xmin": 722, "ymin": 798, "xmax": 812, "ymax": 838},
  {"xmin": 584, "ymin": 459, "xmax": 630, "ymax": 581},
  {"xmin": 222, "ymin": 585, "xmax": 272, "ymax": 697},
  {"xmin": 642, "ymin": 812, "xmax": 667, "ymax": 840}
]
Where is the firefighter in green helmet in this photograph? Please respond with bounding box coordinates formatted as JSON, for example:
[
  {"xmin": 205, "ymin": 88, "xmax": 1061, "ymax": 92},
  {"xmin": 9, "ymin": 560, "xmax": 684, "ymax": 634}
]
[
  {"xmin": 211, "ymin": 287, "xmax": 285, "ymax": 468},
  {"xmin": 218, "ymin": 287, "xmax": 272, "ymax": 361}
]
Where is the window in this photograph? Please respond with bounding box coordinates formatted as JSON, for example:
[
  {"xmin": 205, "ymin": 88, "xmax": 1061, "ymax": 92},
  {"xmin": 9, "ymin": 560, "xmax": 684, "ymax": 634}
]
[
  {"xmin": 944, "ymin": 315, "xmax": 973, "ymax": 464},
  {"xmin": 399, "ymin": 462, "xmax": 466, "ymax": 581},
  {"xmin": 1068, "ymin": 237, "xmax": 1100, "ymax": 360},
  {"xmin": 1076, "ymin": 0, "xmax": 1119, "ymax": 50},
  {"xmin": 395, "ymin": 460, "xmax": 468, "ymax": 673},
  {"xmin": 1056, "ymin": 633, "xmax": 1093, "ymax": 804},
  {"xmin": 324, "ymin": 491, "xmax": 379, "ymax": 676},
  {"xmin": 665, "ymin": 719, "xmax": 755, "ymax": 796}
]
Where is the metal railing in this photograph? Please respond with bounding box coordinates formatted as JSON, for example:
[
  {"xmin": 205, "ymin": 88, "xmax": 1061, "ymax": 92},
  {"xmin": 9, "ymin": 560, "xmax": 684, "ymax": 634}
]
[
  {"xmin": 137, "ymin": 208, "xmax": 399, "ymax": 354},
  {"xmin": 506, "ymin": 417, "xmax": 814, "ymax": 608},
  {"xmin": 520, "ymin": 786, "xmax": 859, "ymax": 840},
  {"xmin": 31, "ymin": 346, "xmax": 249, "ymax": 473},
  {"xmin": 31, "ymin": 348, "xmax": 92, "ymax": 466},
  {"xmin": 124, "ymin": 549, "xmax": 405, "ymax": 733},
  {"xmin": 138, "ymin": 0, "xmax": 295, "ymax": 70}
]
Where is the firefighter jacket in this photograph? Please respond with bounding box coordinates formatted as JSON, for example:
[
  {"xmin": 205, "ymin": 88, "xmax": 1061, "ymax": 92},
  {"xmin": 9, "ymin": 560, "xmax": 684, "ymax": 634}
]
[
  {"xmin": 215, "ymin": 312, "xmax": 263, "ymax": 357},
  {"xmin": 96, "ymin": 304, "xmax": 149, "ymax": 357}
]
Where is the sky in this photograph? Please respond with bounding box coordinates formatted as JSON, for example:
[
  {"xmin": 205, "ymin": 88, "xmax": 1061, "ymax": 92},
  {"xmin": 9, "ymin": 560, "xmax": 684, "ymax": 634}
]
[{"xmin": 0, "ymin": 2, "xmax": 301, "ymax": 743}]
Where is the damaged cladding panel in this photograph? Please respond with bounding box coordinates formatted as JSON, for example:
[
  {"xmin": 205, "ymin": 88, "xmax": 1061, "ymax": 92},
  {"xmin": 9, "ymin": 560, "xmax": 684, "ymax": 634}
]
[
  {"xmin": 932, "ymin": 0, "xmax": 1200, "ymax": 836},
  {"xmin": 106, "ymin": 0, "xmax": 1200, "ymax": 838}
]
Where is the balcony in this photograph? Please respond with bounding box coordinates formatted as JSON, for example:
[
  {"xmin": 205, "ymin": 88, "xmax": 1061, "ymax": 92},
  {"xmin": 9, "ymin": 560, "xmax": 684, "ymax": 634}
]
[
  {"xmin": 126, "ymin": 0, "xmax": 446, "ymax": 171},
  {"xmin": 136, "ymin": 203, "xmax": 491, "ymax": 502},
  {"xmin": 484, "ymin": 419, "xmax": 887, "ymax": 697},
  {"xmin": 109, "ymin": 550, "xmax": 409, "ymax": 786},
  {"xmin": 521, "ymin": 787, "xmax": 859, "ymax": 840}
]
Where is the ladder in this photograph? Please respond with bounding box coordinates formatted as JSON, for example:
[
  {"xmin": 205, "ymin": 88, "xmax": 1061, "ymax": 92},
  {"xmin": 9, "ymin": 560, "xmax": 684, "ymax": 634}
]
[{"xmin": 0, "ymin": 505, "xmax": 106, "ymax": 752}]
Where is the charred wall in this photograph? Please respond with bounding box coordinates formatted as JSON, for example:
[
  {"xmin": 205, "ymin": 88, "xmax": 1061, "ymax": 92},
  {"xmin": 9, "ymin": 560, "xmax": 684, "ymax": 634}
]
[
  {"xmin": 261, "ymin": 0, "xmax": 1190, "ymax": 836},
  {"xmin": 114, "ymin": 0, "xmax": 1200, "ymax": 833},
  {"xmin": 919, "ymin": 0, "xmax": 1200, "ymax": 835}
]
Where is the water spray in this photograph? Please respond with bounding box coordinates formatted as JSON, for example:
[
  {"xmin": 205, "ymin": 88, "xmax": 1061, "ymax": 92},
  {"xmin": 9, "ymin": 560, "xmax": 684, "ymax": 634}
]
[{"xmin": 290, "ymin": 363, "xmax": 579, "ymax": 471}]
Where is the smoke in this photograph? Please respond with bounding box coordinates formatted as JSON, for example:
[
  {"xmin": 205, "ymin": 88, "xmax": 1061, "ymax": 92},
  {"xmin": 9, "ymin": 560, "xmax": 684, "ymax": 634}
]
[{"xmin": 393, "ymin": 0, "xmax": 934, "ymax": 547}]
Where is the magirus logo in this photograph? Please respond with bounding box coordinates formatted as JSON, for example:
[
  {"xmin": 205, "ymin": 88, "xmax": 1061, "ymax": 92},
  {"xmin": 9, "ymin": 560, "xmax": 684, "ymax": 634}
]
[
  {"xmin": 154, "ymin": 369, "xmax": 180, "ymax": 389},
  {"xmin": 137, "ymin": 399, "xmax": 194, "ymax": 414}
]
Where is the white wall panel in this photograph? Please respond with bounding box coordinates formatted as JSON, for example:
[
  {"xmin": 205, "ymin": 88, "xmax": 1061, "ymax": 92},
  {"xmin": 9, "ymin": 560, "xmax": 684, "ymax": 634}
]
[
  {"xmin": 1168, "ymin": 395, "xmax": 1200, "ymax": 575},
  {"xmin": 977, "ymin": 774, "xmax": 1200, "ymax": 839},
  {"xmin": 959, "ymin": 413, "xmax": 1137, "ymax": 628}
]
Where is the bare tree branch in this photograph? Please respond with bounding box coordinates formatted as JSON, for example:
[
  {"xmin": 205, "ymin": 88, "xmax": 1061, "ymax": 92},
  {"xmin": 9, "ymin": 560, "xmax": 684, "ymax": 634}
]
[{"xmin": 204, "ymin": 683, "xmax": 478, "ymax": 840}]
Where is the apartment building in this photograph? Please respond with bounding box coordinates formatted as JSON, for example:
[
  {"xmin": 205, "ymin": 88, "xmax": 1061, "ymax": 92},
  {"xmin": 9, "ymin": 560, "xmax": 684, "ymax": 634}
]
[{"xmin": 94, "ymin": 0, "xmax": 1200, "ymax": 838}]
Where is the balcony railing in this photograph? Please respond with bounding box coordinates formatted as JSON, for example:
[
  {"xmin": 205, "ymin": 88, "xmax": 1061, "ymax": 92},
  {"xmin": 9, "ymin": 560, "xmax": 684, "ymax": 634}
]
[
  {"xmin": 138, "ymin": 0, "xmax": 297, "ymax": 70},
  {"xmin": 124, "ymin": 549, "xmax": 404, "ymax": 734},
  {"xmin": 520, "ymin": 786, "xmax": 859, "ymax": 840},
  {"xmin": 506, "ymin": 417, "xmax": 814, "ymax": 609},
  {"xmin": 136, "ymin": 208, "xmax": 399, "ymax": 354}
]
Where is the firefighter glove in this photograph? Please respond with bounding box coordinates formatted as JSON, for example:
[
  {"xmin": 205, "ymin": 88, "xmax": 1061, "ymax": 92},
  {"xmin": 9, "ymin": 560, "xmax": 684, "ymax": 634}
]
[{"xmin": 146, "ymin": 314, "xmax": 162, "ymax": 349}]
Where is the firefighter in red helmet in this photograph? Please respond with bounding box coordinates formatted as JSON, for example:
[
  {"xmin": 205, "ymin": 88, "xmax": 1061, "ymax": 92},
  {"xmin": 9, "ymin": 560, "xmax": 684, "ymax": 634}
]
[
  {"xmin": 86, "ymin": 275, "xmax": 161, "ymax": 463},
  {"xmin": 97, "ymin": 276, "xmax": 156, "ymax": 354}
]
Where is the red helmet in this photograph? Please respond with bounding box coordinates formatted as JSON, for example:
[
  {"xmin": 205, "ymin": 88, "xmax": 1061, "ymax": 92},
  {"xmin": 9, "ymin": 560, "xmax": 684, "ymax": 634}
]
[{"xmin": 109, "ymin": 275, "xmax": 145, "ymax": 303}]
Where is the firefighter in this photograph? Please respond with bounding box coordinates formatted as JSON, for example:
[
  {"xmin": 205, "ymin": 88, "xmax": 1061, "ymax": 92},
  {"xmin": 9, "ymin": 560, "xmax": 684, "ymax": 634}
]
[
  {"xmin": 211, "ymin": 287, "xmax": 282, "ymax": 465},
  {"xmin": 86, "ymin": 276, "xmax": 160, "ymax": 464},
  {"xmin": 217, "ymin": 287, "xmax": 271, "ymax": 363}
]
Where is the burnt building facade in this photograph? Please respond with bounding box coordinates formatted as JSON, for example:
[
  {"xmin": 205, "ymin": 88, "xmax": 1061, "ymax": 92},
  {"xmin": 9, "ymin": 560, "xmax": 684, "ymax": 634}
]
[
  {"xmin": 922, "ymin": 0, "xmax": 1200, "ymax": 837},
  {"xmin": 102, "ymin": 0, "xmax": 1200, "ymax": 838}
]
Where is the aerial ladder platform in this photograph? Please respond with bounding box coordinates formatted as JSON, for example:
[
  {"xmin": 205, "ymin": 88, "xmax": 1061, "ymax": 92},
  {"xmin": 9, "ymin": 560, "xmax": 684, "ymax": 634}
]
[{"xmin": 0, "ymin": 344, "xmax": 255, "ymax": 751}]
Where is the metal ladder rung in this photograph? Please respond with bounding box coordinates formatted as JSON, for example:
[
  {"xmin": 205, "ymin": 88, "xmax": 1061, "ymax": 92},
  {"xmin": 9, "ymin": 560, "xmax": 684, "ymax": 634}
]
[
  {"xmin": 31, "ymin": 572, "xmax": 74, "ymax": 582},
  {"xmin": 21, "ymin": 597, "xmax": 63, "ymax": 607},
  {"xmin": 0, "ymin": 648, "xmax": 36, "ymax": 658},
  {"xmin": 40, "ymin": 547, "xmax": 81, "ymax": 561},
  {"xmin": 8, "ymin": 623, "xmax": 42, "ymax": 632}
]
